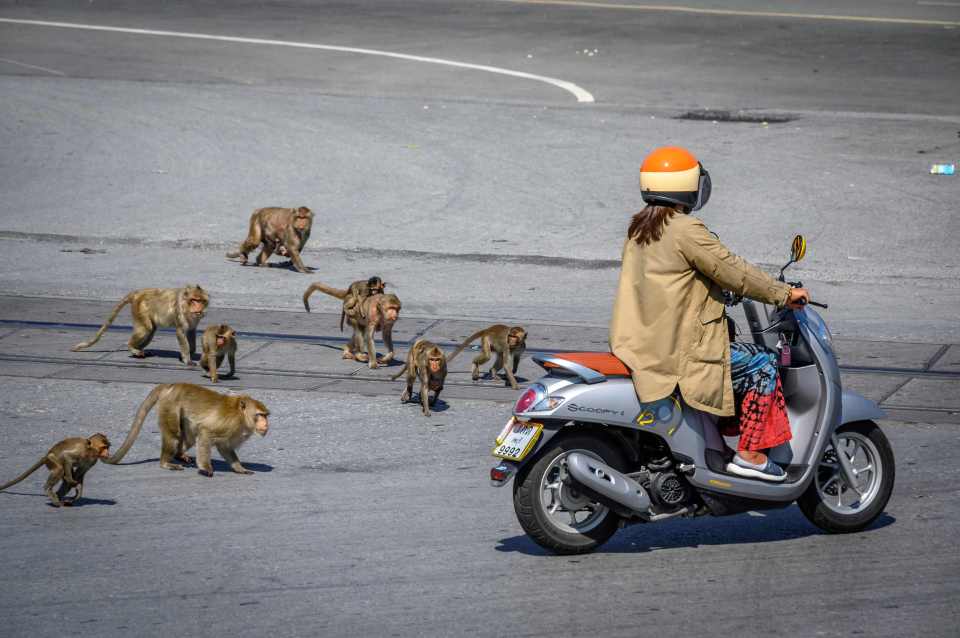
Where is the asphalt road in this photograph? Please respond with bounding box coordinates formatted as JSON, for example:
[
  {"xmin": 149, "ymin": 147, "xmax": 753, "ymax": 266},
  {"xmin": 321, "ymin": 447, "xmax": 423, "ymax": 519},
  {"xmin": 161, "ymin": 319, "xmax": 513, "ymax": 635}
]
[{"xmin": 1, "ymin": 1, "xmax": 959, "ymax": 636}]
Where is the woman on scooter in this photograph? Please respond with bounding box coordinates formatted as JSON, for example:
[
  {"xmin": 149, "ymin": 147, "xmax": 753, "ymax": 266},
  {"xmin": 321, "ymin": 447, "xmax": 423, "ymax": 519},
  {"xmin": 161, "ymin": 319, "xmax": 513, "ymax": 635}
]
[{"xmin": 609, "ymin": 146, "xmax": 810, "ymax": 482}]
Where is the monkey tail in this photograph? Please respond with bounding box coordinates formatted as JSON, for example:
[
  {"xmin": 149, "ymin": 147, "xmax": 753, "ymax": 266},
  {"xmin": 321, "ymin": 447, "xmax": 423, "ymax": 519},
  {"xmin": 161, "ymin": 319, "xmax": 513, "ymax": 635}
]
[
  {"xmin": 390, "ymin": 362, "xmax": 409, "ymax": 381},
  {"xmin": 0, "ymin": 457, "xmax": 47, "ymax": 492},
  {"xmin": 302, "ymin": 282, "xmax": 349, "ymax": 313},
  {"xmin": 71, "ymin": 293, "xmax": 134, "ymax": 351},
  {"xmin": 339, "ymin": 310, "xmax": 346, "ymax": 331},
  {"xmin": 104, "ymin": 384, "xmax": 169, "ymax": 464},
  {"xmin": 445, "ymin": 329, "xmax": 487, "ymax": 363}
]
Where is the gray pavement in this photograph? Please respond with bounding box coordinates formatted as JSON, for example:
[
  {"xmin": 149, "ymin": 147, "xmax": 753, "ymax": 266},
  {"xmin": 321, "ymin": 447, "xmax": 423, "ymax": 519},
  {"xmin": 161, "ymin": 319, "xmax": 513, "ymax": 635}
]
[{"xmin": 1, "ymin": 1, "xmax": 959, "ymax": 636}]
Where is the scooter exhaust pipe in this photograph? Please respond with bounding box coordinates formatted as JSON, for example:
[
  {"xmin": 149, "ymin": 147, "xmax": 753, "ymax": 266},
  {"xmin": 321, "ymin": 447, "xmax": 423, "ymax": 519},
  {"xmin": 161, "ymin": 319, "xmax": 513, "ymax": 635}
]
[{"xmin": 566, "ymin": 453, "xmax": 651, "ymax": 514}]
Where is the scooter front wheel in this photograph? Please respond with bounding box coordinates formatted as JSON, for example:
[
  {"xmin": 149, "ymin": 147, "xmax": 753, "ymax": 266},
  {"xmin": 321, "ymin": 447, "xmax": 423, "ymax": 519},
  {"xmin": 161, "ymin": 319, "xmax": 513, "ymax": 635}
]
[
  {"xmin": 512, "ymin": 435, "xmax": 624, "ymax": 554},
  {"xmin": 798, "ymin": 420, "xmax": 895, "ymax": 533}
]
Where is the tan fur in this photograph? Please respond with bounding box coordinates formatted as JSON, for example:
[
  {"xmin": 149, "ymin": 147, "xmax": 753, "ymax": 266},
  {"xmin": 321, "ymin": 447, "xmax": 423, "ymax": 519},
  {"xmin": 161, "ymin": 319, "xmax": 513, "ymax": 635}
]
[
  {"xmin": 446, "ymin": 324, "xmax": 527, "ymax": 390},
  {"xmin": 200, "ymin": 324, "xmax": 237, "ymax": 383},
  {"xmin": 70, "ymin": 286, "xmax": 209, "ymax": 365},
  {"xmin": 226, "ymin": 206, "xmax": 313, "ymax": 273},
  {"xmin": 105, "ymin": 383, "xmax": 269, "ymax": 477},
  {"xmin": 305, "ymin": 284, "xmax": 401, "ymax": 369},
  {"xmin": 0, "ymin": 434, "xmax": 111, "ymax": 507},
  {"xmin": 302, "ymin": 276, "xmax": 384, "ymax": 331},
  {"xmin": 391, "ymin": 339, "xmax": 447, "ymax": 416}
]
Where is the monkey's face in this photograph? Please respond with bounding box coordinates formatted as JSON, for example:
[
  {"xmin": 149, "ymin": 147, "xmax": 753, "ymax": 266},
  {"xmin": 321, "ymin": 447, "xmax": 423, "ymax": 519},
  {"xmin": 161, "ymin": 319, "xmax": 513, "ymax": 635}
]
[
  {"xmin": 89, "ymin": 434, "xmax": 111, "ymax": 458},
  {"xmin": 508, "ymin": 328, "xmax": 527, "ymax": 350},
  {"xmin": 428, "ymin": 357, "xmax": 443, "ymax": 374},
  {"xmin": 293, "ymin": 208, "xmax": 313, "ymax": 231},
  {"xmin": 216, "ymin": 328, "xmax": 236, "ymax": 348},
  {"xmin": 183, "ymin": 286, "xmax": 209, "ymax": 317},
  {"xmin": 254, "ymin": 413, "xmax": 269, "ymax": 436}
]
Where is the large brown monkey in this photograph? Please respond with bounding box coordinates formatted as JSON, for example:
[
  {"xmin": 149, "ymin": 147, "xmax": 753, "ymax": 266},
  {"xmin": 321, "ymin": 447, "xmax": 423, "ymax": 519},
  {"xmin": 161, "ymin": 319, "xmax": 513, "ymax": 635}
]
[
  {"xmin": 200, "ymin": 324, "xmax": 237, "ymax": 383},
  {"xmin": 446, "ymin": 325, "xmax": 527, "ymax": 390},
  {"xmin": 70, "ymin": 285, "xmax": 209, "ymax": 365},
  {"xmin": 391, "ymin": 339, "xmax": 447, "ymax": 416},
  {"xmin": 105, "ymin": 383, "xmax": 269, "ymax": 477},
  {"xmin": 302, "ymin": 276, "xmax": 385, "ymax": 330},
  {"xmin": 302, "ymin": 281, "xmax": 401, "ymax": 368},
  {"xmin": 0, "ymin": 434, "xmax": 111, "ymax": 507},
  {"xmin": 226, "ymin": 206, "xmax": 313, "ymax": 273}
]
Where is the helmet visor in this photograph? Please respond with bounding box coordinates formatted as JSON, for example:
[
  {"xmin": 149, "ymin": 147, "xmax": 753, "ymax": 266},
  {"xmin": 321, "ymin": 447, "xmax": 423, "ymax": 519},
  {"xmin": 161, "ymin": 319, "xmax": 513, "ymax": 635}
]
[{"xmin": 692, "ymin": 166, "xmax": 711, "ymax": 211}]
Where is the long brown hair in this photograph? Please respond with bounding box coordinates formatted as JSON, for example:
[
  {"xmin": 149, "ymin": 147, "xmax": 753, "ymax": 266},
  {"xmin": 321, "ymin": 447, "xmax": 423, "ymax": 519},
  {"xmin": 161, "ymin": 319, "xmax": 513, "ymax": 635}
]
[{"xmin": 627, "ymin": 204, "xmax": 685, "ymax": 245}]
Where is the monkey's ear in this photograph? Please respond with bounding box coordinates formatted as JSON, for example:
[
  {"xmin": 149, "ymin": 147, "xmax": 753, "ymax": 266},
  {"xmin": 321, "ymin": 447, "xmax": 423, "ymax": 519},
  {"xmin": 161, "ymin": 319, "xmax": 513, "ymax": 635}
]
[{"xmin": 239, "ymin": 399, "xmax": 246, "ymax": 409}]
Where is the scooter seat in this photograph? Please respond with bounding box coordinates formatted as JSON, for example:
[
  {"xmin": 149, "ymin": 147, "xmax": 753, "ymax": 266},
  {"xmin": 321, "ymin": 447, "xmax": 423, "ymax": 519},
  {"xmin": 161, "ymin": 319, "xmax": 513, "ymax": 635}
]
[{"xmin": 544, "ymin": 352, "xmax": 631, "ymax": 377}]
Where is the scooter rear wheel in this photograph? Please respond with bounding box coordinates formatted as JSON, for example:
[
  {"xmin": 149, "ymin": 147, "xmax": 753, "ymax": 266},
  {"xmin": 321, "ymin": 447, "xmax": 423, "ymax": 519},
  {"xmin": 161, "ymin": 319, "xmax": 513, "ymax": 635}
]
[
  {"xmin": 798, "ymin": 420, "xmax": 895, "ymax": 533},
  {"xmin": 513, "ymin": 435, "xmax": 624, "ymax": 554}
]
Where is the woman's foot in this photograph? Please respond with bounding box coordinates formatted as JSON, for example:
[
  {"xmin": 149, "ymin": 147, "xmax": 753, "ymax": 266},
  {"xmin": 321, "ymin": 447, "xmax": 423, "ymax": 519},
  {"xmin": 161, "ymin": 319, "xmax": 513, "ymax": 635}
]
[{"xmin": 726, "ymin": 452, "xmax": 787, "ymax": 482}]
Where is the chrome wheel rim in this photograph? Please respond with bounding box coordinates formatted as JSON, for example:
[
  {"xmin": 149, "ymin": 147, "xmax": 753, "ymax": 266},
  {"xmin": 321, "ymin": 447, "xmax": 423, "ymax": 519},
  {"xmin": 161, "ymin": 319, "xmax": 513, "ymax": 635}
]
[
  {"xmin": 816, "ymin": 432, "xmax": 883, "ymax": 515},
  {"xmin": 539, "ymin": 448, "xmax": 610, "ymax": 534}
]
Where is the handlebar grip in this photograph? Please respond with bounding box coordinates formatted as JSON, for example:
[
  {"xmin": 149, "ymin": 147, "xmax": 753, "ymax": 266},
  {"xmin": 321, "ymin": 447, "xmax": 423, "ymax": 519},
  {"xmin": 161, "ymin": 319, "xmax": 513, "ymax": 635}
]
[{"xmin": 796, "ymin": 298, "xmax": 829, "ymax": 309}]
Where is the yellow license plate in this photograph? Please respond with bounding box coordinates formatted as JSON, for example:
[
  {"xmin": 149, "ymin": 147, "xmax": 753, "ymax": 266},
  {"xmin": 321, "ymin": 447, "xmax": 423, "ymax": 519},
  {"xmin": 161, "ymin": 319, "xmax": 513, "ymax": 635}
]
[{"xmin": 492, "ymin": 418, "xmax": 543, "ymax": 462}]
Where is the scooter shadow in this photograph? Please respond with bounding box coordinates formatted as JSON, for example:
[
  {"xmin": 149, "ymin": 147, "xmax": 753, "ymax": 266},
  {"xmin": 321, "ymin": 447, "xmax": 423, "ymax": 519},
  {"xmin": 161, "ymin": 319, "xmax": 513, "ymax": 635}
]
[{"xmin": 495, "ymin": 510, "xmax": 896, "ymax": 556}]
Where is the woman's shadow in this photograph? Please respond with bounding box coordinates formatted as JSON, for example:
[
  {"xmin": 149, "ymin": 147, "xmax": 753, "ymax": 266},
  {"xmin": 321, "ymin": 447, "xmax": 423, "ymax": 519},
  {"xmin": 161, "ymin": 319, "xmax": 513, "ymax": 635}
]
[{"xmin": 495, "ymin": 509, "xmax": 896, "ymax": 555}]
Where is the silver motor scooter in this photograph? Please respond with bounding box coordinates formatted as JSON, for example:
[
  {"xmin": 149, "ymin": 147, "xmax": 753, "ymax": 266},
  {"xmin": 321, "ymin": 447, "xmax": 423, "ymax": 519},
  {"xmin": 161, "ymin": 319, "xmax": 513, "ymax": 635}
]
[{"xmin": 489, "ymin": 236, "xmax": 895, "ymax": 554}]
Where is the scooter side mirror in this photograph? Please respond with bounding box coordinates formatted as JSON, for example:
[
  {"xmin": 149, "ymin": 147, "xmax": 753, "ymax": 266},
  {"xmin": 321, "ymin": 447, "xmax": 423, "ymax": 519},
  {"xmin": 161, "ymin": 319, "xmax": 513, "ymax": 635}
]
[
  {"xmin": 791, "ymin": 234, "xmax": 807, "ymax": 263},
  {"xmin": 779, "ymin": 234, "xmax": 807, "ymax": 281}
]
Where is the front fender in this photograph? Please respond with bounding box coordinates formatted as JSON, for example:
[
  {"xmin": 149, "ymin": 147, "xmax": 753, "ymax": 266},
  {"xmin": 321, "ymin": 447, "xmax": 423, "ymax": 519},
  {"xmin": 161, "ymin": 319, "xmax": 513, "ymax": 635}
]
[{"xmin": 841, "ymin": 389, "xmax": 886, "ymax": 424}]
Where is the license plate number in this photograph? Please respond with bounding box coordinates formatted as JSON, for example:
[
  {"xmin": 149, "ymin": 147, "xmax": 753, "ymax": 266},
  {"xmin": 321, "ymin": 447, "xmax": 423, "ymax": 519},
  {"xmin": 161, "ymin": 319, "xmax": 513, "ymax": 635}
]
[{"xmin": 492, "ymin": 418, "xmax": 542, "ymax": 462}]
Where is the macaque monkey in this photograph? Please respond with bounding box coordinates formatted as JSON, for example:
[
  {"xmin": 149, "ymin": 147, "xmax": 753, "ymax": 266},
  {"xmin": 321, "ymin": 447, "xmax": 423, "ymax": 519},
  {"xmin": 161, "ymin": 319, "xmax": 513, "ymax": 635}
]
[
  {"xmin": 302, "ymin": 276, "xmax": 385, "ymax": 331},
  {"xmin": 302, "ymin": 281, "xmax": 401, "ymax": 368},
  {"xmin": 391, "ymin": 339, "xmax": 447, "ymax": 416},
  {"xmin": 446, "ymin": 324, "xmax": 527, "ymax": 390},
  {"xmin": 0, "ymin": 434, "xmax": 111, "ymax": 507},
  {"xmin": 71, "ymin": 285, "xmax": 209, "ymax": 365},
  {"xmin": 105, "ymin": 383, "xmax": 269, "ymax": 477},
  {"xmin": 226, "ymin": 206, "xmax": 313, "ymax": 273},
  {"xmin": 201, "ymin": 324, "xmax": 237, "ymax": 383}
]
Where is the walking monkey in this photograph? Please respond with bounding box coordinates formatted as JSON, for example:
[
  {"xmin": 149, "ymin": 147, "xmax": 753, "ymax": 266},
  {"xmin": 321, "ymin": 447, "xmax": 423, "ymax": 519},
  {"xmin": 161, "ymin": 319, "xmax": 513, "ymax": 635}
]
[
  {"xmin": 302, "ymin": 281, "xmax": 401, "ymax": 368},
  {"xmin": 226, "ymin": 206, "xmax": 313, "ymax": 273},
  {"xmin": 446, "ymin": 325, "xmax": 527, "ymax": 390},
  {"xmin": 0, "ymin": 434, "xmax": 111, "ymax": 507},
  {"xmin": 391, "ymin": 339, "xmax": 447, "ymax": 416},
  {"xmin": 105, "ymin": 383, "xmax": 269, "ymax": 477},
  {"xmin": 201, "ymin": 324, "xmax": 237, "ymax": 383},
  {"xmin": 70, "ymin": 285, "xmax": 209, "ymax": 365},
  {"xmin": 302, "ymin": 276, "xmax": 385, "ymax": 331}
]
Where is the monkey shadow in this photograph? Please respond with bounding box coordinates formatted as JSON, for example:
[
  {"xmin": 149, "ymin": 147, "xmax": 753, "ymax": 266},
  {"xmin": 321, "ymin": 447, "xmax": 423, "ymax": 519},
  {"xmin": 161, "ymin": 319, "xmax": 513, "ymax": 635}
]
[
  {"xmin": 108, "ymin": 458, "xmax": 274, "ymax": 472},
  {"xmin": 408, "ymin": 394, "xmax": 450, "ymax": 413},
  {"xmin": 262, "ymin": 260, "xmax": 316, "ymax": 273},
  {"xmin": 54, "ymin": 497, "xmax": 118, "ymax": 508}
]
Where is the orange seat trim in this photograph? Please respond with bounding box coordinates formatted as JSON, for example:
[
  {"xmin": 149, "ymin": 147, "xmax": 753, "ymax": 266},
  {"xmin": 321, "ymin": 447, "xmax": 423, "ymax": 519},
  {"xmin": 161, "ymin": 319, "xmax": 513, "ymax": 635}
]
[{"xmin": 543, "ymin": 352, "xmax": 631, "ymax": 376}]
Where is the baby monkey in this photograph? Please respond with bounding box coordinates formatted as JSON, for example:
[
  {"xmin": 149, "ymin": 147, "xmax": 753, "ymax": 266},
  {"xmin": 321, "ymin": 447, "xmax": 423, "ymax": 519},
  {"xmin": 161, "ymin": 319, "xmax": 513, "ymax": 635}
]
[
  {"xmin": 392, "ymin": 339, "xmax": 447, "ymax": 417},
  {"xmin": 0, "ymin": 434, "xmax": 111, "ymax": 507},
  {"xmin": 201, "ymin": 324, "xmax": 237, "ymax": 383}
]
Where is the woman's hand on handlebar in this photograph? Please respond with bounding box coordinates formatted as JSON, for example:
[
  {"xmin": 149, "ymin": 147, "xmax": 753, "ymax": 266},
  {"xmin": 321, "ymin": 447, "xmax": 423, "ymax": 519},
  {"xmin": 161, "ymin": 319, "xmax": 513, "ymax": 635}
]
[{"xmin": 786, "ymin": 287, "xmax": 810, "ymax": 309}]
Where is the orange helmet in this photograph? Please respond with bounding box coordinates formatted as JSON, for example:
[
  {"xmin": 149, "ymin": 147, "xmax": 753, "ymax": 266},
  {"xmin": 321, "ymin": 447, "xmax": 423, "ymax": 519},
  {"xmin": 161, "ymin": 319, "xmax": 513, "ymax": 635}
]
[{"xmin": 639, "ymin": 146, "xmax": 711, "ymax": 211}]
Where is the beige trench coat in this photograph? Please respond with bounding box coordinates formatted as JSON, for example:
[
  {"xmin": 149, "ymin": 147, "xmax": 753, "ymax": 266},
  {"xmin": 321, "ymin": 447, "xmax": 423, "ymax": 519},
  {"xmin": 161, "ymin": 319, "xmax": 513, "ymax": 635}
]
[{"xmin": 609, "ymin": 214, "xmax": 792, "ymax": 416}]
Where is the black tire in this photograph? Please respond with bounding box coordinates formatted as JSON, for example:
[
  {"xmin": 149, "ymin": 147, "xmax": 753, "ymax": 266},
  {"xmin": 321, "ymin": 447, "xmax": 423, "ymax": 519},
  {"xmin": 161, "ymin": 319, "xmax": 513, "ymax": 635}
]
[
  {"xmin": 798, "ymin": 421, "xmax": 895, "ymax": 533},
  {"xmin": 512, "ymin": 434, "xmax": 625, "ymax": 555}
]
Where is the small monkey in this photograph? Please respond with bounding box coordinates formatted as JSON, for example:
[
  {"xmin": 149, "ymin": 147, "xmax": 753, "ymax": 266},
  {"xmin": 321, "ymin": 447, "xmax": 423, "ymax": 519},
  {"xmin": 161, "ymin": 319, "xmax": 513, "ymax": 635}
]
[
  {"xmin": 446, "ymin": 325, "xmax": 527, "ymax": 390},
  {"xmin": 302, "ymin": 276, "xmax": 385, "ymax": 331},
  {"xmin": 0, "ymin": 434, "xmax": 111, "ymax": 507},
  {"xmin": 226, "ymin": 206, "xmax": 313, "ymax": 273},
  {"xmin": 201, "ymin": 324, "xmax": 237, "ymax": 383},
  {"xmin": 303, "ymin": 281, "xmax": 401, "ymax": 368},
  {"xmin": 391, "ymin": 339, "xmax": 447, "ymax": 416},
  {"xmin": 71, "ymin": 285, "xmax": 209, "ymax": 365},
  {"xmin": 105, "ymin": 383, "xmax": 269, "ymax": 477}
]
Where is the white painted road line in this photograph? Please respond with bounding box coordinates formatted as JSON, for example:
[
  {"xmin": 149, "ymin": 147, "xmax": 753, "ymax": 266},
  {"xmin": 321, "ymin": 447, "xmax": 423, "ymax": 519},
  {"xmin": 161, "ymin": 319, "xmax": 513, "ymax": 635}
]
[
  {"xmin": 0, "ymin": 56, "xmax": 66, "ymax": 76},
  {"xmin": 494, "ymin": 0, "xmax": 960, "ymax": 27},
  {"xmin": 0, "ymin": 17, "xmax": 595, "ymax": 103}
]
